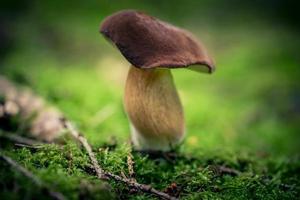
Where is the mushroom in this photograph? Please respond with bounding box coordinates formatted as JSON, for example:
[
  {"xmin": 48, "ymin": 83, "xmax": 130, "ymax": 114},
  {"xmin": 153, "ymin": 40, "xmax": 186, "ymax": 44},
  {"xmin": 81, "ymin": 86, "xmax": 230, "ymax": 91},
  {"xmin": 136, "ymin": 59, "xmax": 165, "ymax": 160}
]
[{"xmin": 100, "ymin": 10, "xmax": 215, "ymax": 151}]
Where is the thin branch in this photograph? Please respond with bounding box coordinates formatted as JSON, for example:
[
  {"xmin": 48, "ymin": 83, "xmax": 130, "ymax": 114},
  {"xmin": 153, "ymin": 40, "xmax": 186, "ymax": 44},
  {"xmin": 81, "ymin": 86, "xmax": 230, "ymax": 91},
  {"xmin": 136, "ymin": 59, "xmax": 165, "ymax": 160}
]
[
  {"xmin": 210, "ymin": 165, "xmax": 240, "ymax": 177},
  {"xmin": 217, "ymin": 165, "xmax": 240, "ymax": 176},
  {"xmin": 14, "ymin": 143, "xmax": 45, "ymax": 149},
  {"xmin": 62, "ymin": 120, "xmax": 106, "ymax": 179},
  {"xmin": 0, "ymin": 131, "xmax": 45, "ymax": 146},
  {"xmin": 127, "ymin": 149, "xmax": 136, "ymax": 181},
  {"xmin": 0, "ymin": 154, "xmax": 65, "ymax": 200},
  {"xmin": 62, "ymin": 119, "xmax": 178, "ymax": 200},
  {"xmin": 104, "ymin": 171, "xmax": 178, "ymax": 200}
]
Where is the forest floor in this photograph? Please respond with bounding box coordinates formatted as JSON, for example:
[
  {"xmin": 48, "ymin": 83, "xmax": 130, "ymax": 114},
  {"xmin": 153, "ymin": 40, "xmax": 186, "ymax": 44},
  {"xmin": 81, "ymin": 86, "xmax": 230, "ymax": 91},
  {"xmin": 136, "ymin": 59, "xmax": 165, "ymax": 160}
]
[{"xmin": 1, "ymin": 1, "xmax": 300, "ymax": 199}]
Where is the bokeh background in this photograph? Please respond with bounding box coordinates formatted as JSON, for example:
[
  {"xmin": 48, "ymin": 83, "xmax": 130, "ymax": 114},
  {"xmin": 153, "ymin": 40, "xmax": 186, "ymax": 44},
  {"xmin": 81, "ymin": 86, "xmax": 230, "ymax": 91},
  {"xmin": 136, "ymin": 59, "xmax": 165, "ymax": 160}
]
[
  {"xmin": 2, "ymin": 0, "xmax": 299, "ymax": 156},
  {"xmin": 0, "ymin": 1, "xmax": 300, "ymax": 198}
]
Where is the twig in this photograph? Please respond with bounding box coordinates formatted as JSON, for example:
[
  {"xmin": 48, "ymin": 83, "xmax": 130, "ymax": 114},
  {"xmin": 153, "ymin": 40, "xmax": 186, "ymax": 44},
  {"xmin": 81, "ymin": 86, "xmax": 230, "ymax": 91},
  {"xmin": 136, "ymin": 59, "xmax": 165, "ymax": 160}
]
[
  {"xmin": 0, "ymin": 131, "xmax": 45, "ymax": 146},
  {"xmin": 210, "ymin": 165, "xmax": 240, "ymax": 176},
  {"xmin": 0, "ymin": 154, "xmax": 65, "ymax": 200},
  {"xmin": 104, "ymin": 171, "xmax": 178, "ymax": 200},
  {"xmin": 62, "ymin": 120, "xmax": 106, "ymax": 179},
  {"xmin": 14, "ymin": 143, "xmax": 45, "ymax": 149},
  {"xmin": 127, "ymin": 148, "xmax": 136, "ymax": 181},
  {"xmin": 121, "ymin": 171, "xmax": 128, "ymax": 179},
  {"xmin": 217, "ymin": 165, "xmax": 240, "ymax": 176},
  {"xmin": 62, "ymin": 119, "xmax": 177, "ymax": 200}
]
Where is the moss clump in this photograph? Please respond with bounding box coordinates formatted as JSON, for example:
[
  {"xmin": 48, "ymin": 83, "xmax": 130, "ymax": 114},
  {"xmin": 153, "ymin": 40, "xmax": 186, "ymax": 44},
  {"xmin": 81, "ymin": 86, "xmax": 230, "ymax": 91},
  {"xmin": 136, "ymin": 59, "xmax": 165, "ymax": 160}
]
[{"xmin": 1, "ymin": 142, "xmax": 115, "ymax": 200}]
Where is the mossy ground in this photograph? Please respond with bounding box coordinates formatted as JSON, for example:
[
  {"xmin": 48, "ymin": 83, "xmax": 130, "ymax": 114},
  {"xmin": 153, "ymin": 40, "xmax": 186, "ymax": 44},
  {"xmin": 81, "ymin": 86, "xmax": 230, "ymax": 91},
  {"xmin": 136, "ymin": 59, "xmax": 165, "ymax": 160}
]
[{"xmin": 1, "ymin": 1, "xmax": 300, "ymax": 199}]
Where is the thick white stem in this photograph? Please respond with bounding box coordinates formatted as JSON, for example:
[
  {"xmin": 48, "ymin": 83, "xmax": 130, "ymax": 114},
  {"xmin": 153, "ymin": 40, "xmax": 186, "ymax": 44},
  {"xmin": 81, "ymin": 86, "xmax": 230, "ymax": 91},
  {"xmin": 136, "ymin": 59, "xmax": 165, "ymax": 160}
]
[{"xmin": 124, "ymin": 66, "xmax": 185, "ymax": 151}]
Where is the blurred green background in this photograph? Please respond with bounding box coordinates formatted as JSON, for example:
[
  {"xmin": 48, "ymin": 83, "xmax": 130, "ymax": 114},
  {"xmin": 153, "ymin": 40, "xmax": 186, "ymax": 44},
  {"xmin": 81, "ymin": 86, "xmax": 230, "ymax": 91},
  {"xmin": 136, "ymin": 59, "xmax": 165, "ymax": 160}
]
[
  {"xmin": 1, "ymin": 0, "xmax": 299, "ymax": 156},
  {"xmin": 0, "ymin": 0, "xmax": 300, "ymax": 199}
]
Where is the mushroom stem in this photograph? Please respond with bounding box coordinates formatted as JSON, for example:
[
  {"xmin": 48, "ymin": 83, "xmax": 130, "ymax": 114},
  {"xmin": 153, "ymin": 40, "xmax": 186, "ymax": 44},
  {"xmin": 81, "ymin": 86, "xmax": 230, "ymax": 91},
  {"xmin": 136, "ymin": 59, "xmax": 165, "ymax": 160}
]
[{"xmin": 124, "ymin": 66, "xmax": 185, "ymax": 151}]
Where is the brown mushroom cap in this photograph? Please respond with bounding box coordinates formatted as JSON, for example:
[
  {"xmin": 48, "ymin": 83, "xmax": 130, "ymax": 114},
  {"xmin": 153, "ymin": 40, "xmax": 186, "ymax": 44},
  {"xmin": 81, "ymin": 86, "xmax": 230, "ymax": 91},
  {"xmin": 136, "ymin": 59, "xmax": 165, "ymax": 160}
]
[{"xmin": 100, "ymin": 10, "xmax": 215, "ymax": 73}]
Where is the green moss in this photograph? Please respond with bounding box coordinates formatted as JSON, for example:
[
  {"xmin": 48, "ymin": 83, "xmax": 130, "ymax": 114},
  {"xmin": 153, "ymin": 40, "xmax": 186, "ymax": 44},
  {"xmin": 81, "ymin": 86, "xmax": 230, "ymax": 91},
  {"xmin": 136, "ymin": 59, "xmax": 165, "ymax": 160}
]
[
  {"xmin": 1, "ymin": 138, "xmax": 299, "ymax": 199},
  {"xmin": 1, "ymin": 143, "xmax": 114, "ymax": 200}
]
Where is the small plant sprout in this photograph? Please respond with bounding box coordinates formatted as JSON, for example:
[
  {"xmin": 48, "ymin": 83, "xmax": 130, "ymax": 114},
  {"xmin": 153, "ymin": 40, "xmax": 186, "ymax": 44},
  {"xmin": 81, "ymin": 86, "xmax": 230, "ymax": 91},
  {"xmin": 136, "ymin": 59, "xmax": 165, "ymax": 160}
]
[{"xmin": 100, "ymin": 10, "xmax": 215, "ymax": 151}]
